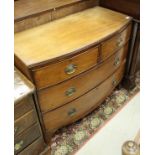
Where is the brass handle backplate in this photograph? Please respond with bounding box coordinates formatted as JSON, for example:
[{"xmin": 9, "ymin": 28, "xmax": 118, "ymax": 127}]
[
  {"xmin": 65, "ymin": 64, "xmax": 77, "ymax": 75},
  {"xmin": 116, "ymin": 37, "xmax": 123, "ymax": 47},
  {"xmin": 68, "ymin": 108, "xmax": 77, "ymax": 116},
  {"xmin": 15, "ymin": 140, "xmax": 24, "ymax": 151},
  {"xmin": 14, "ymin": 126, "xmax": 18, "ymax": 135},
  {"xmin": 112, "ymin": 78, "xmax": 117, "ymax": 86},
  {"xmin": 65, "ymin": 87, "xmax": 76, "ymax": 96},
  {"xmin": 114, "ymin": 57, "xmax": 120, "ymax": 66}
]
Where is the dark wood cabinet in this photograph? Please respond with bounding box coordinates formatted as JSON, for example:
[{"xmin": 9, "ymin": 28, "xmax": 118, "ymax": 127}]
[
  {"xmin": 123, "ymin": 20, "xmax": 140, "ymax": 89},
  {"xmin": 100, "ymin": 0, "xmax": 140, "ymax": 20}
]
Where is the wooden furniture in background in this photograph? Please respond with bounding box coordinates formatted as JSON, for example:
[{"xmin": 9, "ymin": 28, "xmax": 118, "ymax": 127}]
[
  {"xmin": 14, "ymin": 68, "xmax": 46, "ymax": 154},
  {"xmin": 15, "ymin": 7, "xmax": 132, "ymax": 142},
  {"xmin": 100, "ymin": 0, "xmax": 140, "ymax": 20},
  {"xmin": 123, "ymin": 19, "xmax": 140, "ymax": 89},
  {"xmin": 14, "ymin": 0, "xmax": 99, "ymax": 32},
  {"xmin": 100, "ymin": 0, "xmax": 140, "ymax": 89}
]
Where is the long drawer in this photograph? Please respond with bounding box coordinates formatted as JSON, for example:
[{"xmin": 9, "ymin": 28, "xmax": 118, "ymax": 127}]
[
  {"xmin": 14, "ymin": 123, "xmax": 41, "ymax": 154},
  {"xmin": 101, "ymin": 24, "xmax": 131, "ymax": 61},
  {"xmin": 38, "ymin": 44, "xmax": 128, "ymax": 113},
  {"xmin": 43, "ymin": 64, "xmax": 125, "ymax": 135},
  {"xmin": 14, "ymin": 110, "xmax": 37, "ymax": 137},
  {"xmin": 32, "ymin": 46, "xmax": 99, "ymax": 89}
]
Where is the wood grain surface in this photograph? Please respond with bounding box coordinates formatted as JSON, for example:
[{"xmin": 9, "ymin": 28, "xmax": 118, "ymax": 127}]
[
  {"xmin": 18, "ymin": 137, "xmax": 46, "ymax": 155},
  {"xmin": 14, "ymin": 68, "xmax": 34, "ymax": 103},
  {"xmin": 14, "ymin": 96, "xmax": 34, "ymax": 120},
  {"xmin": 43, "ymin": 64, "xmax": 125, "ymax": 136},
  {"xmin": 15, "ymin": 11, "xmax": 52, "ymax": 32},
  {"xmin": 100, "ymin": 0, "xmax": 140, "ymax": 20},
  {"xmin": 38, "ymin": 44, "xmax": 128, "ymax": 113},
  {"xmin": 15, "ymin": 0, "xmax": 83, "ymax": 21},
  {"xmin": 15, "ymin": 7, "xmax": 132, "ymax": 67},
  {"xmin": 101, "ymin": 24, "xmax": 131, "ymax": 61},
  {"xmin": 14, "ymin": 0, "xmax": 99, "ymax": 32},
  {"xmin": 15, "ymin": 0, "xmax": 99, "ymax": 21},
  {"xmin": 14, "ymin": 110, "xmax": 37, "ymax": 136},
  {"xmin": 14, "ymin": 123, "xmax": 41, "ymax": 154},
  {"xmin": 32, "ymin": 46, "xmax": 98, "ymax": 89}
]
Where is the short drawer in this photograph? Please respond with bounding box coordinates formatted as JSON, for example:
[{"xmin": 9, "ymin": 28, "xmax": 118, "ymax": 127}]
[
  {"xmin": 18, "ymin": 137, "xmax": 45, "ymax": 155},
  {"xmin": 14, "ymin": 110, "xmax": 37, "ymax": 137},
  {"xmin": 14, "ymin": 95, "xmax": 34, "ymax": 120},
  {"xmin": 38, "ymin": 44, "xmax": 128, "ymax": 113},
  {"xmin": 43, "ymin": 64, "xmax": 125, "ymax": 134},
  {"xmin": 14, "ymin": 123, "xmax": 41, "ymax": 154},
  {"xmin": 101, "ymin": 24, "xmax": 131, "ymax": 61},
  {"xmin": 32, "ymin": 46, "xmax": 99, "ymax": 89}
]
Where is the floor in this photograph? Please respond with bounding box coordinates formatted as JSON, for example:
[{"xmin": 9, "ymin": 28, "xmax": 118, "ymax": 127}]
[{"xmin": 76, "ymin": 92, "xmax": 140, "ymax": 155}]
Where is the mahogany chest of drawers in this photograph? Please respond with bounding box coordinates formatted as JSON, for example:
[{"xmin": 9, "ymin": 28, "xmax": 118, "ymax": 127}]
[
  {"xmin": 15, "ymin": 7, "xmax": 132, "ymax": 142},
  {"xmin": 14, "ymin": 68, "xmax": 45, "ymax": 154}
]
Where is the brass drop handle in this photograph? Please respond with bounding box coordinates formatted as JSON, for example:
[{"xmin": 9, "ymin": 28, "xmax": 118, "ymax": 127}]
[
  {"xmin": 65, "ymin": 64, "xmax": 77, "ymax": 75},
  {"xmin": 15, "ymin": 140, "xmax": 24, "ymax": 151},
  {"xmin": 112, "ymin": 78, "xmax": 117, "ymax": 86},
  {"xmin": 65, "ymin": 87, "xmax": 76, "ymax": 96},
  {"xmin": 114, "ymin": 57, "xmax": 120, "ymax": 66},
  {"xmin": 117, "ymin": 37, "xmax": 123, "ymax": 47},
  {"xmin": 68, "ymin": 108, "xmax": 77, "ymax": 116},
  {"xmin": 14, "ymin": 126, "xmax": 18, "ymax": 135}
]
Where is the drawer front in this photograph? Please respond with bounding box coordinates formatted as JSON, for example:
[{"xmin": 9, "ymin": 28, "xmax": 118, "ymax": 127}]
[
  {"xmin": 33, "ymin": 46, "xmax": 99, "ymax": 89},
  {"xmin": 14, "ymin": 110, "xmax": 37, "ymax": 137},
  {"xmin": 43, "ymin": 64, "xmax": 125, "ymax": 133},
  {"xmin": 38, "ymin": 44, "xmax": 128, "ymax": 113},
  {"xmin": 14, "ymin": 95, "xmax": 34, "ymax": 120},
  {"xmin": 101, "ymin": 24, "xmax": 131, "ymax": 61},
  {"xmin": 18, "ymin": 137, "xmax": 45, "ymax": 155},
  {"xmin": 14, "ymin": 123, "xmax": 41, "ymax": 154}
]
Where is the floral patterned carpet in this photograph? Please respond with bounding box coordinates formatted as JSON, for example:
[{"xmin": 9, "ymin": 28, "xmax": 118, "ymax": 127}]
[{"xmin": 49, "ymin": 74, "xmax": 140, "ymax": 155}]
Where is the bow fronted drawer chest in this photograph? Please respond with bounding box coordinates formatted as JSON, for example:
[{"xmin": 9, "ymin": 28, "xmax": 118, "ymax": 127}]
[{"xmin": 14, "ymin": 6, "xmax": 132, "ymax": 142}]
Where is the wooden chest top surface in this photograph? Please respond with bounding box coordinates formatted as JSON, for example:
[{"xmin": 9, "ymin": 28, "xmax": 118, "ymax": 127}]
[
  {"xmin": 15, "ymin": 7, "xmax": 131, "ymax": 67},
  {"xmin": 14, "ymin": 68, "xmax": 34, "ymax": 103}
]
